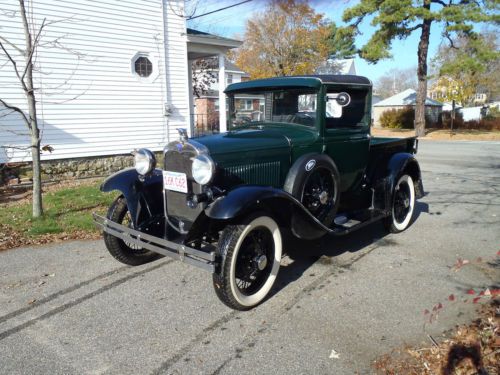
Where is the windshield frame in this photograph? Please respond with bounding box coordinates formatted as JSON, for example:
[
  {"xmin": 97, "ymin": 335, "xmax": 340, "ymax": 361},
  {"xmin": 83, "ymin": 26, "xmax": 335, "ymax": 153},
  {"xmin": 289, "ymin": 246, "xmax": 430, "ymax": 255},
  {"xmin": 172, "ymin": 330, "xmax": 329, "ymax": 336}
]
[{"xmin": 227, "ymin": 87, "xmax": 321, "ymax": 131}]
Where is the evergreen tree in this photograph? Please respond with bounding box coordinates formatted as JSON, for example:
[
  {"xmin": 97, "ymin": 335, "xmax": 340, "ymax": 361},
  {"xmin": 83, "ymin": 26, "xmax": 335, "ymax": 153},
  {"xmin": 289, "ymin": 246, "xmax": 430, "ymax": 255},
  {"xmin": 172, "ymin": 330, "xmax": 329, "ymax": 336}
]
[{"xmin": 343, "ymin": 0, "xmax": 499, "ymax": 136}]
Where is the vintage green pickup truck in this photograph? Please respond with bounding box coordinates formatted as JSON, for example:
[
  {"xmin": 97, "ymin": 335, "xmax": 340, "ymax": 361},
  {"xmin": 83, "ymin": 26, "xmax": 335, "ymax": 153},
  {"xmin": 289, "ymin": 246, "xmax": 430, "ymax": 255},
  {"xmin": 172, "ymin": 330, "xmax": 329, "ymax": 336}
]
[{"xmin": 94, "ymin": 75, "xmax": 423, "ymax": 310}]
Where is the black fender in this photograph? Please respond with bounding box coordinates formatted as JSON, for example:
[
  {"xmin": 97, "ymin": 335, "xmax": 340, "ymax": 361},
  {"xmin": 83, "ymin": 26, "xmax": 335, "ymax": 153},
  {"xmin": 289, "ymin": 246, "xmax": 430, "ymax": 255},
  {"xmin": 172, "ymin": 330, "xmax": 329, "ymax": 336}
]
[
  {"xmin": 386, "ymin": 153, "xmax": 424, "ymax": 199},
  {"xmin": 204, "ymin": 185, "xmax": 330, "ymax": 240},
  {"xmin": 283, "ymin": 153, "xmax": 341, "ymax": 227},
  {"xmin": 100, "ymin": 168, "xmax": 164, "ymax": 227},
  {"xmin": 370, "ymin": 153, "xmax": 424, "ymax": 212}
]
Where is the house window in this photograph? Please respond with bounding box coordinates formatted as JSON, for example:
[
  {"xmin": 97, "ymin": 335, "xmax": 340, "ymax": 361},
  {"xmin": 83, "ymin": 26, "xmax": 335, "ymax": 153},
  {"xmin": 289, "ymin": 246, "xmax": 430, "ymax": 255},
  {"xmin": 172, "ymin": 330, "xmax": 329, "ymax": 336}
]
[
  {"xmin": 134, "ymin": 56, "xmax": 153, "ymax": 77},
  {"xmin": 214, "ymin": 99, "xmax": 219, "ymax": 111},
  {"xmin": 242, "ymin": 99, "xmax": 252, "ymax": 110},
  {"xmin": 227, "ymin": 74, "xmax": 233, "ymax": 85}
]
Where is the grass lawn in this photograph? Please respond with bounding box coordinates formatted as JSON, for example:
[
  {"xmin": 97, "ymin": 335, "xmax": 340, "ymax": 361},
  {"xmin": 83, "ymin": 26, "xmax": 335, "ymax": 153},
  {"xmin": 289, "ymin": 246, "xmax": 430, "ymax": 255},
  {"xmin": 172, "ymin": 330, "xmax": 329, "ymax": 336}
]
[{"xmin": 0, "ymin": 180, "xmax": 116, "ymax": 250}]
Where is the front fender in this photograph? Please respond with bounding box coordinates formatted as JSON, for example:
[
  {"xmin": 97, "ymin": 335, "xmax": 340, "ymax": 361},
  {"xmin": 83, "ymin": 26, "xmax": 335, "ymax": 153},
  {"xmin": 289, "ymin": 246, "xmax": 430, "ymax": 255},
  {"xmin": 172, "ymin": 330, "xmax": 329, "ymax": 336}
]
[
  {"xmin": 101, "ymin": 168, "xmax": 164, "ymax": 227},
  {"xmin": 205, "ymin": 186, "xmax": 329, "ymax": 240}
]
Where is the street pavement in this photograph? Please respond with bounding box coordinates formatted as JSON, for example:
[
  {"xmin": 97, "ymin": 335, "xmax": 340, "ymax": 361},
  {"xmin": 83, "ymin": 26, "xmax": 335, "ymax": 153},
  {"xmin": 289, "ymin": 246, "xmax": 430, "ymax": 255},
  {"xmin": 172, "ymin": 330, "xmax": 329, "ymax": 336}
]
[{"xmin": 0, "ymin": 140, "xmax": 499, "ymax": 374}]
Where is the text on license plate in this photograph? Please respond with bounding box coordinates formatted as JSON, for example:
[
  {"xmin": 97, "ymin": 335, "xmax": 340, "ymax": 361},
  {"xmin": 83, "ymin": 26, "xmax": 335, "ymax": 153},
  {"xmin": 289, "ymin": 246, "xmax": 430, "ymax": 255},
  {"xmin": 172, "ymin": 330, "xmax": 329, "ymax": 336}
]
[{"xmin": 163, "ymin": 171, "xmax": 188, "ymax": 193}]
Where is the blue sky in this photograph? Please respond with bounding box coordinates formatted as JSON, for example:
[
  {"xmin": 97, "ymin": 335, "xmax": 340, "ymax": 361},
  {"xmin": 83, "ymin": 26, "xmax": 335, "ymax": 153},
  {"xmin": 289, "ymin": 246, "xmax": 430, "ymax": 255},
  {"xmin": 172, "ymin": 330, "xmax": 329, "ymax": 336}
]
[{"xmin": 187, "ymin": 0, "xmax": 445, "ymax": 82}]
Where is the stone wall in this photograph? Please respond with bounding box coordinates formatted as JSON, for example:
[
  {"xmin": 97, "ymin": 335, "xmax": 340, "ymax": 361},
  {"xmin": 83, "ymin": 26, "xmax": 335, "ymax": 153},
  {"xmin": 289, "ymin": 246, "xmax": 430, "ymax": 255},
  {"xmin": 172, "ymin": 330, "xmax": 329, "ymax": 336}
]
[{"xmin": 1, "ymin": 152, "xmax": 164, "ymax": 184}]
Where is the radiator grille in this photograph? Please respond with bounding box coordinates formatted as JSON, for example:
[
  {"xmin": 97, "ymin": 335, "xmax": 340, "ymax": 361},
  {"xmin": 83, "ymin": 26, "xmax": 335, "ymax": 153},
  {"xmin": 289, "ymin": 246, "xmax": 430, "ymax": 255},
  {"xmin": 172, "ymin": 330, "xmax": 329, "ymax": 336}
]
[{"xmin": 223, "ymin": 161, "xmax": 281, "ymax": 187}]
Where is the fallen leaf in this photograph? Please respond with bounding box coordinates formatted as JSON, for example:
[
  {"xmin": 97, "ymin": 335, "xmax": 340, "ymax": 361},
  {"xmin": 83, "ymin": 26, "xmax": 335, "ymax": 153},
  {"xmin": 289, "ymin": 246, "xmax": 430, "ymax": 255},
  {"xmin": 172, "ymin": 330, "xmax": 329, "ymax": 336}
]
[
  {"xmin": 473, "ymin": 297, "xmax": 481, "ymax": 304},
  {"xmin": 467, "ymin": 289, "xmax": 476, "ymax": 295},
  {"xmin": 329, "ymin": 349, "xmax": 340, "ymax": 359},
  {"xmin": 448, "ymin": 294, "xmax": 455, "ymax": 301},
  {"xmin": 28, "ymin": 299, "xmax": 36, "ymax": 305}
]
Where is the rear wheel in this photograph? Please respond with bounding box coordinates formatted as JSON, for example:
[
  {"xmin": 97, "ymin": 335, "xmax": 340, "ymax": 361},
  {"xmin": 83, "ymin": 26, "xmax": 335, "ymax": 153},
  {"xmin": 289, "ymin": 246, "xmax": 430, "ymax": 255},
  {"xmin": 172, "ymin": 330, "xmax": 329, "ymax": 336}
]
[
  {"xmin": 103, "ymin": 196, "xmax": 160, "ymax": 266},
  {"xmin": 384, "ymin": 174, "xmax": 415, "ymax": 233},
  {"xmin": 213, "ymin": 215, "xmax": 282, "ymax": 310}
]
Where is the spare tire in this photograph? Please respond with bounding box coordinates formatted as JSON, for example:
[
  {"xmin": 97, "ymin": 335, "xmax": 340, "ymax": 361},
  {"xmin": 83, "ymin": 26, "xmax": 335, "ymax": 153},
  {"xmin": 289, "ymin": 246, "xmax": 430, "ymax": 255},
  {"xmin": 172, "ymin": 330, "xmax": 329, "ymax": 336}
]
[{"xmin": 284, "ymin": 154, "xmax": 340, "ymax": 227}]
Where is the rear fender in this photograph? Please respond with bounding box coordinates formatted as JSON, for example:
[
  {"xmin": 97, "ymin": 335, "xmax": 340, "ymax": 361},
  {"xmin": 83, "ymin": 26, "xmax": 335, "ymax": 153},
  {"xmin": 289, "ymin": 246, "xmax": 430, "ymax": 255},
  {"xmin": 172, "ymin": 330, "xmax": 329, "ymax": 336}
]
[
  {"xmin": 386, "ymin": 153, "xmax": 424, "ymax": 198},
  {"xmin": 368, "ymin": 153, "xmax": 423, "ymax": 212},
  {"xmin": 204, "ymin": 186, "xmax": 329, "ymax": 240},
  {"xmin": 100, "ymin": 168, "xmax": 164, "ymax": 227}
]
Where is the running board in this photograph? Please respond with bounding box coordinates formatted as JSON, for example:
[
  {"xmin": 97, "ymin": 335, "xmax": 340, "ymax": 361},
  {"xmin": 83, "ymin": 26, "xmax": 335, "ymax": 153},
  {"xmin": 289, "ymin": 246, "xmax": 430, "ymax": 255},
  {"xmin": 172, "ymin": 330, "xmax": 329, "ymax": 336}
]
[{"xmin": 330, "ymin": 210, "xmax": 388, "ymax": 236}]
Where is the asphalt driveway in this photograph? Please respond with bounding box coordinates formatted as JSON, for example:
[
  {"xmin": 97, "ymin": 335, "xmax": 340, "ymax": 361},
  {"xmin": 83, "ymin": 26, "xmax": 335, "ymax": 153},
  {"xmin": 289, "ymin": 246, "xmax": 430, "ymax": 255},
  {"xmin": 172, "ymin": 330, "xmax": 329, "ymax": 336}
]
[{"xmin": 1, "ymin": 140, "xmax": 499, "ymax": 374}]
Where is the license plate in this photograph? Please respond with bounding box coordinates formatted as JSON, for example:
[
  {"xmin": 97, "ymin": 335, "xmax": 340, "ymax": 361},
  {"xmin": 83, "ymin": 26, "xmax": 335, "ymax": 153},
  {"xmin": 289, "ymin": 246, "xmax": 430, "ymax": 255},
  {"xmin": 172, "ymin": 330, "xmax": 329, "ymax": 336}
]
[{"xmin": 163, "ymin": 171, "xmax": 188, "ymax": 193}]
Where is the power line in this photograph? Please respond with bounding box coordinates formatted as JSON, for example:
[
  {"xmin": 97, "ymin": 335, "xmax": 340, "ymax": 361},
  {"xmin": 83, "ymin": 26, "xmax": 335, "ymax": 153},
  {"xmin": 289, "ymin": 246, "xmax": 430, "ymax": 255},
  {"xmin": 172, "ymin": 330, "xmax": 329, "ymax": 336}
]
[{"xmin": 187, "ymin": 0, "xmax": 253, "ymax": 20}]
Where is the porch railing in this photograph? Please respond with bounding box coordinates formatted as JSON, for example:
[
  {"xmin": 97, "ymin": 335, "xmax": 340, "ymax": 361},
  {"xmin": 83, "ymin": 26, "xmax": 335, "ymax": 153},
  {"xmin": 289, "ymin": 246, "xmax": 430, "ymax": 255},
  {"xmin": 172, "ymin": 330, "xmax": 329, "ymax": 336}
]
[{"xmin": 191, "ymin": 113, "xmax": 220, "ymax": 137}]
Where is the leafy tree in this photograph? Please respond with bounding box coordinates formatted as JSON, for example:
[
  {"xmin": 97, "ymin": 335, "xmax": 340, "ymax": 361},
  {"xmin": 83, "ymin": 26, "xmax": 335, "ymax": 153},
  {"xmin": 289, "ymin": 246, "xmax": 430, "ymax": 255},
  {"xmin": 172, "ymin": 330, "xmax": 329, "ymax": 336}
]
[
  {"xmin": 375, "ymin": 67, "xmax": 418, "ymax": 98},
  {"xmin": 432, "ymin": 31, "xmax": 499, "ymax": 107},
  {"xmin": 343, "ymin": 0, "xmax": 499, "ymax": 137},
  {"xmin": 234, "ymin": 0, "xmax": 330, "ymax": 79}
]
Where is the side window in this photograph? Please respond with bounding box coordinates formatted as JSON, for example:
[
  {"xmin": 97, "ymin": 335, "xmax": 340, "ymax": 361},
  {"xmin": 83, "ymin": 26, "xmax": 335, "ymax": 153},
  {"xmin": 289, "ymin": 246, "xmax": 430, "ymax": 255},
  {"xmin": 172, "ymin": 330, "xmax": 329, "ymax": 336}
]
[{"xmin": 325, "ymin": 88, "xmax": 369, "ymax": 129}]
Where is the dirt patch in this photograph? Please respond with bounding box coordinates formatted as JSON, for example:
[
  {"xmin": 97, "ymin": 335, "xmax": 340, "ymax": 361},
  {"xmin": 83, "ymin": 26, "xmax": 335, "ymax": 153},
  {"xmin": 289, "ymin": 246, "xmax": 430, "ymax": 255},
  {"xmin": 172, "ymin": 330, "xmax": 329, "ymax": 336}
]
[
  {"xmin": 372, "ymin": 128, "xmax": 500, "ymax": 141},
  {"xmin": 373, "ymin": 300, "xmax": 500, "ymax": 375}
]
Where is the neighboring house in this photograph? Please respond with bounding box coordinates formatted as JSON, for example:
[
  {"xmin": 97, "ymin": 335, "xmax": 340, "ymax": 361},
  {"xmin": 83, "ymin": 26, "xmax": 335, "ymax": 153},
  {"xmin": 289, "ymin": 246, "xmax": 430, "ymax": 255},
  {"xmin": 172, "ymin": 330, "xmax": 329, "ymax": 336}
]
[
  {"xmin": 191, "ymin": 57, "xmax": 249, "ymax": 134},
  {"xmin": 427, "ymin": 80, "xmax": 489, "ymax": 106},
  {"xmin": 0, "ymin": 0, "xmax": 240, "ymax": 171},
  {"xmin": 372, "ymin": 89, "xmax": 443, "ymax": 127},
  {"xmin": 315, "ymin": 58, "xmax": 357, "ymax": 75}
]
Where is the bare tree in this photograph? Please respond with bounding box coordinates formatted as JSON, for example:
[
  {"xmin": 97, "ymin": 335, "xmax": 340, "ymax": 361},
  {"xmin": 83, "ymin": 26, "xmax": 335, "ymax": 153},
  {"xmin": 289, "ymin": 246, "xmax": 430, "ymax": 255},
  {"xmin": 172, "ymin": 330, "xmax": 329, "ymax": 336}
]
[
  {"xmin": 374, "ymin": 67, "xmax": 418, "ymax": 99},
  {"xmin": 1, "ymin": 0, "xmax": 88, "ymax": 217},
  {"xmin": 0, "ymin": 0, "xmax": 47, "ymax": 217}
]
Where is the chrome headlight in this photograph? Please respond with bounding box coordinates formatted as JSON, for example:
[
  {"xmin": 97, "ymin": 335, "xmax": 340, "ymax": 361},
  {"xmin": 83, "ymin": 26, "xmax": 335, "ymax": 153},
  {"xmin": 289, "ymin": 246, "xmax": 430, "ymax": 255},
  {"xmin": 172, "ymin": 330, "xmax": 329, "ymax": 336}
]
[
  {"xmin": 192, "ymin": 154, "xmax": 215, "ymax": 185},
  {"xmin": 134, "ymin": 148, "xmax": 156, "ymax": 175}
]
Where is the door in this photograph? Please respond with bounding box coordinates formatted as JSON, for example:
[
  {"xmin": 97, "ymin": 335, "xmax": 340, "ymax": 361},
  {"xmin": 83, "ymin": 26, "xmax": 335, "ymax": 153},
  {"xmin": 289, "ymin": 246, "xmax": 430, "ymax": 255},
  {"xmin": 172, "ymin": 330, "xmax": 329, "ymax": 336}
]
[{"xmin": 322, "ymin": 85, "xmax": 371, "ymax": 192}]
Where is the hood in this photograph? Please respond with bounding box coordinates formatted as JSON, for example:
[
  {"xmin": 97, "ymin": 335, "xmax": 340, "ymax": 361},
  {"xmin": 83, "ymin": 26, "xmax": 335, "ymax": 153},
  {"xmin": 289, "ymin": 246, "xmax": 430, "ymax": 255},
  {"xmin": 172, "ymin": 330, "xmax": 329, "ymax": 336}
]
[{"xmin": 193, "ymin": 125, "xmax": 317, "ymax": 156}]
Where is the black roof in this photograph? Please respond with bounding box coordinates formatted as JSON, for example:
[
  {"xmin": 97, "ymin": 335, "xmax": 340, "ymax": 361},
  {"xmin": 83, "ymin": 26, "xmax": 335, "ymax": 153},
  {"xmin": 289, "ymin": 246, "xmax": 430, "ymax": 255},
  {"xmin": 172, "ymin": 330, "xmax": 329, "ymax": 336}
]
[
  {"xmin": 298, "ymin": 75, "xmax": 371, "ymax": 85},
  {"xmin": 226, "ymin": 75, "xmax": 372, "ymax": 93}
]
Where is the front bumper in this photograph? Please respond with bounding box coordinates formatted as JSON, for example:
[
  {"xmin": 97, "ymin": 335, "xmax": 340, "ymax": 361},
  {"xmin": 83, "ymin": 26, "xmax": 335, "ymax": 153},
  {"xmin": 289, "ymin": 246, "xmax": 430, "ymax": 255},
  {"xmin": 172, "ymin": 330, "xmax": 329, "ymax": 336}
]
[{"xmin": 93, "ymin": 213, "xmax": 216, "ymax": 272}]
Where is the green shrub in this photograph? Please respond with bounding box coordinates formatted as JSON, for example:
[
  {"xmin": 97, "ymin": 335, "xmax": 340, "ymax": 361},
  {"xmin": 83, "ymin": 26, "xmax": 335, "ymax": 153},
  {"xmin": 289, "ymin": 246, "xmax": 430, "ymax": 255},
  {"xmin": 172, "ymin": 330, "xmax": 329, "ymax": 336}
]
[{"xmin": 379, "ymin": 107, "xmax": 415, "ymax": 129}]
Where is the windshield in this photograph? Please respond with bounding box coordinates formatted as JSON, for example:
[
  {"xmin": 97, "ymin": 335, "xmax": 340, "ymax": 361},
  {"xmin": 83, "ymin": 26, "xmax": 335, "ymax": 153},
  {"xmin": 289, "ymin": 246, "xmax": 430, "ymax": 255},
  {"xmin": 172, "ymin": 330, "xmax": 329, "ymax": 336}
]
[{"xmin": 228, "ymin": 89, "xmax": 318, "ymax": 128}]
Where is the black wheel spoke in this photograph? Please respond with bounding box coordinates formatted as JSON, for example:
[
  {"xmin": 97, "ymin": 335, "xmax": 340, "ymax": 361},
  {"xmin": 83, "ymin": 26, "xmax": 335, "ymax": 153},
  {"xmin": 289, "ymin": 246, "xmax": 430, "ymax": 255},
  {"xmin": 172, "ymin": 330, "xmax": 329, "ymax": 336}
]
[
  {"xmin": 234, "ymin": 227, "xmax": 274, "ymax": 296},
  {"xmin": 301, "ymin": 168, "xmax": 335, "ymax": 222}
]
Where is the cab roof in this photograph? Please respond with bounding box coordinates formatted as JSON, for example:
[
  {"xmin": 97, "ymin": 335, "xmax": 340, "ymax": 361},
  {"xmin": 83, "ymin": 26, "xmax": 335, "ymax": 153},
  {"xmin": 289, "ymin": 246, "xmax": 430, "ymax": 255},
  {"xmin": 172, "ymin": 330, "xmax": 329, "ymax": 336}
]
[{"xmin": 225, "ymin": 75, "xmax": 372, "ymax": 93}]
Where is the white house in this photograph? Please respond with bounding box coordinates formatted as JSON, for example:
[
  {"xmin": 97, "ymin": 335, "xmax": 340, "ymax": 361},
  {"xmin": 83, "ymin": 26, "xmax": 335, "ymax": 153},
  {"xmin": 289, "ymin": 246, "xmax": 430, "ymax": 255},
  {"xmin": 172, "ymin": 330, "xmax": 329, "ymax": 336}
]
[
  {"xmin": 372, "ymin": 89, "xmax": 443, "ymax": 127},
  {"xmin": 0, "ymin": 0, "xmax": 239, "ymax": 168},
  {"xmin": 315, "ymin": 58, "xmax": 357, "ymax": 75}
]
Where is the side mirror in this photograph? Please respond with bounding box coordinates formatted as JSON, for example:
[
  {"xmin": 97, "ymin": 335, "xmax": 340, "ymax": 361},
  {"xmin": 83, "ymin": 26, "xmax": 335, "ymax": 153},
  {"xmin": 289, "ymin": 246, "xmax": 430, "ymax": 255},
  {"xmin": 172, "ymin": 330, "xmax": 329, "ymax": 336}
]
[
  {"xmin": 326, "ymin": 92, "xmax": 351, "ymax": 107},
  {"xmin": 336, "ymin": 92, "xmax": 351, "ymax": 106},
  {"xmin": 326, "ymin": 92, "xmax": 351, "ymax": 118}
]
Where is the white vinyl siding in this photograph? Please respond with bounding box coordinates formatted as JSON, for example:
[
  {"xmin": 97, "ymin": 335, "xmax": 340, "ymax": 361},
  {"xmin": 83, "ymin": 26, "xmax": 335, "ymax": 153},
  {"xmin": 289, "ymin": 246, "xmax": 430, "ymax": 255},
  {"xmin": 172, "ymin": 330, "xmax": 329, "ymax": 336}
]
[{"xmin": 0, "ymin": 0, "xmax": 189, "ymax": 163}]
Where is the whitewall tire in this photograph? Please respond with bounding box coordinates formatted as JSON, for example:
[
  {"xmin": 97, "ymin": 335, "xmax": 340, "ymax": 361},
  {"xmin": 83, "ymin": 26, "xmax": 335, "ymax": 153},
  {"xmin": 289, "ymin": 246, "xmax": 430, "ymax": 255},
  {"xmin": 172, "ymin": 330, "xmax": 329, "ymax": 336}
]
[
  {"xmin": 213, "ymin": 215, "xmax": 282, "ymax": 310},
  {"xmin": 385, "ymin": 174, "xmax": 416, "ymax": 233}
]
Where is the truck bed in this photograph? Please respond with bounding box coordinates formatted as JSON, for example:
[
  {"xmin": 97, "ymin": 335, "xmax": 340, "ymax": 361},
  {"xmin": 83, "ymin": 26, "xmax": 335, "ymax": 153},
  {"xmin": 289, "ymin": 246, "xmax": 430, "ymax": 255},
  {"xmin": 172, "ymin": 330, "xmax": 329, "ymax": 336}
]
[{"xmin": 370, "ymin": 136, "xmax": 417, "ymax": 154}]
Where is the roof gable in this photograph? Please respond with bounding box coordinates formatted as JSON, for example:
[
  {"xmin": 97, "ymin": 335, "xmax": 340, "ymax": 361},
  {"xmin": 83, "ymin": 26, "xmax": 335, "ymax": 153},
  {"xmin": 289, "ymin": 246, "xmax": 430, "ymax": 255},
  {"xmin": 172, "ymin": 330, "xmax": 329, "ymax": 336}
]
[{"xmin": 374, "ymin": 89, "xmax": 443, "ymax": 107}]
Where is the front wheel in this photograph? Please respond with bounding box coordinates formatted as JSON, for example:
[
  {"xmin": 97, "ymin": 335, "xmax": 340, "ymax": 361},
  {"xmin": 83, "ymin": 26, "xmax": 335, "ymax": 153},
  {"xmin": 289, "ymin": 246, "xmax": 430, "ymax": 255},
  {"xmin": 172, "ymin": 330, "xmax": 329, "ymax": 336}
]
[
  {"xmin": 384, "ymin": 174, "xmax": 416, "ymax": 233},
  {"xmin": 213, "ymin": 215, "xmax": 282, "ymax": 310},
  {"xmin": 103, "ymin": 196, "xmax": 160, "ymax": 266}
]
